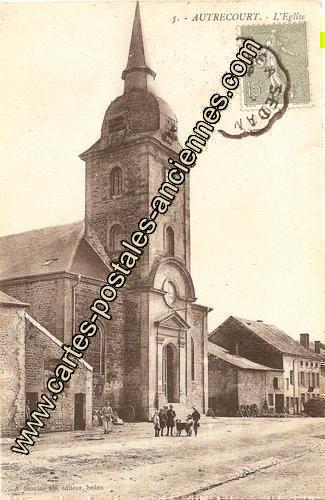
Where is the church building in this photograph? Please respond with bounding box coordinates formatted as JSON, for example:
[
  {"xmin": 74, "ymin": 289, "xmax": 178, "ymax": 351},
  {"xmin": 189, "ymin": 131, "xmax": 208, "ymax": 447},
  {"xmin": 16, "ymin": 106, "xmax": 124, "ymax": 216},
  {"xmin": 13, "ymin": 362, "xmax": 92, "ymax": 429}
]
[{"xmin": 0, "ymin": 2, "xmax": 210, "ymax": 432}]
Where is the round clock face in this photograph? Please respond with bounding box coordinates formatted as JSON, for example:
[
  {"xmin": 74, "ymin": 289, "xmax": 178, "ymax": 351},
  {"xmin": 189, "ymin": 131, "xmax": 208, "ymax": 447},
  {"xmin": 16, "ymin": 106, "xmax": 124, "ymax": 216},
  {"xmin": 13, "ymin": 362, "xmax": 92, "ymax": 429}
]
[{"xmin": 163, "ymin": 279, "xmax": 177, "ymax": 307}]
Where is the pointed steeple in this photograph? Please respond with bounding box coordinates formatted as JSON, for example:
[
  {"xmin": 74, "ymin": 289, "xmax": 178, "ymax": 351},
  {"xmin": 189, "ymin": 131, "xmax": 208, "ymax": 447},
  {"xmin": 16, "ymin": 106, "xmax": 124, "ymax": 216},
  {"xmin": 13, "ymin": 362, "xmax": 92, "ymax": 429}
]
[{"xmin": 122, "ymin": 1, "xmax": 156, "ymax": 93}]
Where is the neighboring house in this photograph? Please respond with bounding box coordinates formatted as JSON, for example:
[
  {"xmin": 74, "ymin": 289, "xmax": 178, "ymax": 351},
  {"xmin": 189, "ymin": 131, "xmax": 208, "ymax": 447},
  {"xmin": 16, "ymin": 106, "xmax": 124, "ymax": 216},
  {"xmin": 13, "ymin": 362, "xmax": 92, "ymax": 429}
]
[
  {"xmin": 208, "ymin": 343, "xmax": 283, "ymax": 416},
  {"xmin": 209, "ymin": 316, "xmax": 321, "ymax": 414},
  {"xmin": 307, "ymin": 339, "xmax": 325, "ymax": 397},
  {"xmin": 0, "ymin": 289, "xmax": 92, "ymax": 437},
  {"xmin": 25, "ymin": 314, "xmax": 92, "ymax": 433},
  {"xmin": 0, "ymin": 3, "xmax": 210, "ymax": 428}
]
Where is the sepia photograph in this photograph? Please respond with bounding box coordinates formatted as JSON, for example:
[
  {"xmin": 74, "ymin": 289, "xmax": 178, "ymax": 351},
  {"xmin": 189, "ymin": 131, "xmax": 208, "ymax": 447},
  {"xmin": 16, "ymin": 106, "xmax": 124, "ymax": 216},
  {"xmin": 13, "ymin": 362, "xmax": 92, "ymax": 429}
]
[{"xmin": 0, "ymin": 0, "xmax": 324, "ymax": 498}]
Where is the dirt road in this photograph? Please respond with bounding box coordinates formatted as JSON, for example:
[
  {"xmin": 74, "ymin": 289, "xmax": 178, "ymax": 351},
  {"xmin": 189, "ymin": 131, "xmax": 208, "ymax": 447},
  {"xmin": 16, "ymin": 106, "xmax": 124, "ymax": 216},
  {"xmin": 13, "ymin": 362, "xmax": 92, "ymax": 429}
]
[{"xmin": 2, "ymin": 417, "xmax": 325, "ymax": 499}]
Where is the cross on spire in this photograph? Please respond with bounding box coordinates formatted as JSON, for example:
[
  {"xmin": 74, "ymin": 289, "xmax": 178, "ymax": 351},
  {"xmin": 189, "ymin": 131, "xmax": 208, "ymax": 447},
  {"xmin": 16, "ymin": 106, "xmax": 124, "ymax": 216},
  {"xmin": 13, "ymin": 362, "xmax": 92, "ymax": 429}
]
[{"xmin": 122, "ymin": 1, "xmax": 156, "ymax": 93}]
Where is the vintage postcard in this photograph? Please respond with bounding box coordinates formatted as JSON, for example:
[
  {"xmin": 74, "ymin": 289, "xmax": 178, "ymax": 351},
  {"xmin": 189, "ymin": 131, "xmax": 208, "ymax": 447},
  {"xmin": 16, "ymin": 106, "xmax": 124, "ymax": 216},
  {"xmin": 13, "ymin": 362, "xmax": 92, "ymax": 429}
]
[{"xmin": 0, "ymin": 0, "xmax": 324, "ymax": 498}]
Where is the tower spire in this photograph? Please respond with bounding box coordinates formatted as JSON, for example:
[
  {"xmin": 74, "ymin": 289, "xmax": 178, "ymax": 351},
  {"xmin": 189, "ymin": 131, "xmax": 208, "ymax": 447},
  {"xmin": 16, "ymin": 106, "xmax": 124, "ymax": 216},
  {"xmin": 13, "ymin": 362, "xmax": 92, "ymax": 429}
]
[{"xmin": 122, "ymin": 1, "xmax": 156, "ymax": 93}]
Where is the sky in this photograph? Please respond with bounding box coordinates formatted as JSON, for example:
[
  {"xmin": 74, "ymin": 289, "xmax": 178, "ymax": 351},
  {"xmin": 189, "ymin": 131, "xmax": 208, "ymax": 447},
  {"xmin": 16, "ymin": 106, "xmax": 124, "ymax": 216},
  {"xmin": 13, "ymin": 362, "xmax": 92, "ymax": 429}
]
[{"xmin": 0, "ymin": 0, "xmax": 324, "ymax": 342}]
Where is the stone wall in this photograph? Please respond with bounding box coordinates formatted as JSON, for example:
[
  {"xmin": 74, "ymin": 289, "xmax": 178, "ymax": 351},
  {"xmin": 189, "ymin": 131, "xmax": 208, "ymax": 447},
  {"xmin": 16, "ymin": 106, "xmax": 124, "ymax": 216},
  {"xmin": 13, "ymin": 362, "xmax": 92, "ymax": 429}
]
[
  {"xmin": 85, "ymin": 142, "xmax": 149, "ymax": 282},
  {"xmin": 237, "ymin": 370, "xmax": 280, "ymax": 409},
  {"xmin": 2, "ymin": 279, "xmax": 59, "ymax": 339},
  {"xmin": 208, "ymin": 357, "xmax": 238, "ymax": 416},
  {"xmin": 208, "ymin": 356, "xmax": 282, "ymax": 416},
  {"xmin": 0, "ymin": 304, "xmax": 26, "ymax": 436},
  {"xmin": 123, "ymin": 291, "xmax": 143, "ymax": 414},
  {"xmin": 74, "ymin": 280, "xmax": 127, "ymax": 413},
  {"xmin": 187, "ymin": 305, "xmax": 208, "ymax": 413},
  {"xmin": 147, "ymin": 143, "xmax": 190, "ymax": 271}
]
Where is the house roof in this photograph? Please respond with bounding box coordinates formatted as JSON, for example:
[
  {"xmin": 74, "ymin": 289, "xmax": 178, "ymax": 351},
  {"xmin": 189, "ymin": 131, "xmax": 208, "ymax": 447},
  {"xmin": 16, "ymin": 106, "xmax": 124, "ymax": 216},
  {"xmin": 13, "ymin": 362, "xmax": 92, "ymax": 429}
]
[
  {"xmin": 208, "ymin": 342, "xmax": 282, "ymax": 371},
  {"xmin": 0, "ymin": 290, "xmax": 29, "ymax": 307},
  {"xmin": 0, "ymin": 221, "xmax": 84, "ymax": 281},
  {"xmin": 228, "ymin": 316, "xmax": 320, "ymax": 360},
  {"xmin": 309, "ymin": 341, "xmax": 325, "ymax": 362}
]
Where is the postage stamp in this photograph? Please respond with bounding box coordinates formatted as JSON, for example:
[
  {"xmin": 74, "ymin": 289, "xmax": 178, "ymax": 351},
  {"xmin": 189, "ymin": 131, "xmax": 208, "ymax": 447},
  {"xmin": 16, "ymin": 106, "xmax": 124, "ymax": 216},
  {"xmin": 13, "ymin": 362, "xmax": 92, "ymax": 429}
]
[
  {"xmin": 218, "ymin": 41, "xmax": 290, "ymax": 139},
  {"xmin": 240, "ymin": 22, "xmax": 309, "ymax": 106}
]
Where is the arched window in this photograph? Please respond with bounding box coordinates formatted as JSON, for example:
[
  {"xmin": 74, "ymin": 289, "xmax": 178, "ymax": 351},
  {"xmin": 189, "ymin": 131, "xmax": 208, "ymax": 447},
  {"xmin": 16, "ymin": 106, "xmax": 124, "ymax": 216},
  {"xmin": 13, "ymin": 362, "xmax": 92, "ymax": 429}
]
[
  {"xmin": 191, "ymin": 337, "xmax": 195, "ymax": 380},
  {"xmin": 165, "ymin": 226, "xmax": 175, "ymax": 256},
  {"xmin": 85, "ymin": 326, "xmax": 105, "ymax": 375},
  {"xmin": 110, "ymin": 167, "xmax": 122, "ymax": 196},
  {"xmin": 109, "ymin": 224, "xmax": 123, "ymax": 252}
]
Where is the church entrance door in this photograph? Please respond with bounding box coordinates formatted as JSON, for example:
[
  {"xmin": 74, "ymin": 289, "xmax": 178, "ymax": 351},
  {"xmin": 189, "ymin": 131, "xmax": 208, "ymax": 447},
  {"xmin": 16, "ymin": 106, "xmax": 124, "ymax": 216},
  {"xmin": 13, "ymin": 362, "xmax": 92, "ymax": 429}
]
[{"xmin": 162, "ymin": 343, "xmax": 178, "ymax": 403}]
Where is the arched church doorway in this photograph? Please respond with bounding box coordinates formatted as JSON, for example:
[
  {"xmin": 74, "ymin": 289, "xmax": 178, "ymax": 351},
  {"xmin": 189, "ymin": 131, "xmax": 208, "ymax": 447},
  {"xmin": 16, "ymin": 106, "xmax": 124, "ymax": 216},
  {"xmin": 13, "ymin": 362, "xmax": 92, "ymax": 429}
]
[{"xmin": 162, "ymin": 343, "xmax": 178, "ymax": 403}]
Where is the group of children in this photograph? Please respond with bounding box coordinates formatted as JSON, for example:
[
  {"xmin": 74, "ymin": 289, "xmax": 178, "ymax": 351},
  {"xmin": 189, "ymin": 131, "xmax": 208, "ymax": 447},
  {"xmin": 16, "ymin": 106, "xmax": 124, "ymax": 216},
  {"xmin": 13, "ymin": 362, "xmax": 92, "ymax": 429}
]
[
  {"xmin": 91, "ymin": 401, "xmax": 201, "ymax": 438},
  {"xmin": 152, "ymin": 404, "xmax": 201, "ymax": 437}
]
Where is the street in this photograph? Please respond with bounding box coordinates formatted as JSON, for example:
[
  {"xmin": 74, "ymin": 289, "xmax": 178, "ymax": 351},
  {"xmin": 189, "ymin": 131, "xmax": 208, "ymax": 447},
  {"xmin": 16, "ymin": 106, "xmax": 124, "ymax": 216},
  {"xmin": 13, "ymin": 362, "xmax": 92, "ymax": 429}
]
[{"xmin": 2, "ymin": 417, "xmax": 325, "ymax": 499}]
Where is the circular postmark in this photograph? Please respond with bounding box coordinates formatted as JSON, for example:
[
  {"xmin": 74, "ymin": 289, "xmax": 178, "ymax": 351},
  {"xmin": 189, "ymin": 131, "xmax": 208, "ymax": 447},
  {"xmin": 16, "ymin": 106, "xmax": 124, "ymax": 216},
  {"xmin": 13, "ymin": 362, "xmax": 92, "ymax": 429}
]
[{"xmin": 218, "ymin": 38, "xmax": 291, "ymax": 139}]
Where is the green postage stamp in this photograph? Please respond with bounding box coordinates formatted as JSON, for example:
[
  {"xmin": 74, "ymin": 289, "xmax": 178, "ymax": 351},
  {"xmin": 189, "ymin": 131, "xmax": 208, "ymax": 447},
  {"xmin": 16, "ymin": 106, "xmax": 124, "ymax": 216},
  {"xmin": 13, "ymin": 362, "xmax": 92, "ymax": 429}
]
[{"xmin": 240, "ymin": 22, "xmax": 310, "ymax": 106}]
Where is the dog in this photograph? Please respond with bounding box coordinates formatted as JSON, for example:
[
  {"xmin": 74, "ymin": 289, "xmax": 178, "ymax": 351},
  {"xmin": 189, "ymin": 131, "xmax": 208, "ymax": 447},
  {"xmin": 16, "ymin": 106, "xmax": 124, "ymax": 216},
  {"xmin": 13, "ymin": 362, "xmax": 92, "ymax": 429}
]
[{"xmin": 176, "ymin": 418, "xmax": 193, "ymax": 437}]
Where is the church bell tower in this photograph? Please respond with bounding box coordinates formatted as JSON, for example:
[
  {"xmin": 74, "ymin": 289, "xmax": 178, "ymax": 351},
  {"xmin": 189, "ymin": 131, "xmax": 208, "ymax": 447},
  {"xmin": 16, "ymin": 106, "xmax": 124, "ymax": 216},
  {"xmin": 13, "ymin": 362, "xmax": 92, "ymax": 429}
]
[
  {"xmin": 80, "ymin": 2, "xmax": 208, "ymax": 418},
  {"xmin": 80, "ymin": 1, "xmax": 190, "ymax": 278}
]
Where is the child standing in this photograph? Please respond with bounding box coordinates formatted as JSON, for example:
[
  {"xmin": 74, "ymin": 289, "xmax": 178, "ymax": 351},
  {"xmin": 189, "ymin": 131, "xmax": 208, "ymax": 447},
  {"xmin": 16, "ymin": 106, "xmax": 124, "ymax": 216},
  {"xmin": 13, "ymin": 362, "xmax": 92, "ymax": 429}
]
[
  {"xmin": 166, "ymin": 404, "xmax": 176, "ymax": 436},
  {"xmin": 192, "ymin": 407, "xmax": 201, "ymax": 436},
  {"xmin": 102, "ymin": 401, "xmax": 113, "ymax": 435},
  {"xmin": 152, "ymin": 410, "xmax": 160, "ymax": 437},
  {"xmin": 159, "ymin": 407, "xmax": 167, "ymax": 436}
]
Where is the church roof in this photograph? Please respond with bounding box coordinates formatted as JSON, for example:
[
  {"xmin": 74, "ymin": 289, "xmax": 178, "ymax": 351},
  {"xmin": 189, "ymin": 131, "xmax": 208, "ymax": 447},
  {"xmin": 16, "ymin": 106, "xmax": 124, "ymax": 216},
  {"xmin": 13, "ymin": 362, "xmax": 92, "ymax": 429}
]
[
  {"xmin": 121, "ymin": 1, "xmax": 156, "ymax": 84},
  {"xmin": 80, "ymin": 2, "xmax": 179, "ymax": 160},
  {"xmin": 0, "ymin": 220, "xmax": 110, "ymax": 283},
  {"xmin": 208, "ymin": 342, "xmax": 282, "ymax": 371},
  {"xmin": 0, "ymin": 221, "xmax": 84, "ymax": 281},
  {"xmin": 80, "ymin": 91, "xmax": 179, "ymax": 160}
]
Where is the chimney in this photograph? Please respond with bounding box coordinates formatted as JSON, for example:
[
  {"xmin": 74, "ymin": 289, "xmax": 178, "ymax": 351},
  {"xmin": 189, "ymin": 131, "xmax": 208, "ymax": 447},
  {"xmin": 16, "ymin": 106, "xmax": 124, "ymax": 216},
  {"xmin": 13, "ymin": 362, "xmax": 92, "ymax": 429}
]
[
  {"xmin": 300, "ymin": 333, "xmax": 310, "ymax": 350},
  {"xmin": 314, "ymin": 341, "xmax": 321, "ymax": 354}
]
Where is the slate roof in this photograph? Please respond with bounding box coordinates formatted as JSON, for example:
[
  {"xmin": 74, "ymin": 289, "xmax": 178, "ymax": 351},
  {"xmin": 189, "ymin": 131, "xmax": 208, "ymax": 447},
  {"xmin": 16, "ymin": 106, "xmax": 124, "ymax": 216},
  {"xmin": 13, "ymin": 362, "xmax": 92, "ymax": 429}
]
[
  {"xmin": 0, "ymin": 290, "xmax": 29, "ymax": 307},
  {"xmin": 0, "ymin": 221, "xmax": 84, "ymax": 281},
  {"xmin": 230, "ymin": 316, "xmax": 320, "ymax": 360},
  {"xmin": 208, "ymin": 342, "xmax": 281, "ymax": 371}
]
